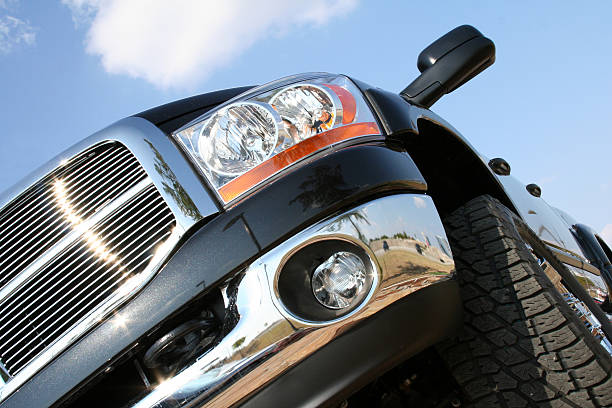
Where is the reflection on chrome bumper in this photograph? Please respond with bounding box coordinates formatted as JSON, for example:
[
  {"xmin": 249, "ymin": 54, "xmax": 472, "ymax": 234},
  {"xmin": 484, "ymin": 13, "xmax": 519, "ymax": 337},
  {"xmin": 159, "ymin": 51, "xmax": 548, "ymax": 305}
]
[{"xmin": 131, "ymin": 193, "xmax": 454, "ymax": 408}]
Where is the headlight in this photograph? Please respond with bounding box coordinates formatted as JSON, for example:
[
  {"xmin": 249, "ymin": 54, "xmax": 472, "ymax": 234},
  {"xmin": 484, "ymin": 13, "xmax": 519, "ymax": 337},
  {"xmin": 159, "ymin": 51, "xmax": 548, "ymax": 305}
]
[{"xmin": 174, "ymin": 74, "xmax": 380, "ymax": 204}]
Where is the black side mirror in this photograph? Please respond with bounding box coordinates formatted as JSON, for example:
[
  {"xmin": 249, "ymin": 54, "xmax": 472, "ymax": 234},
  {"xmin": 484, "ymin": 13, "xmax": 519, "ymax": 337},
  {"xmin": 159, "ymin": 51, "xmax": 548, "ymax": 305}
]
[{"xmin": 400, "ymin": 25, "xmax": 495, "ymax": 108}]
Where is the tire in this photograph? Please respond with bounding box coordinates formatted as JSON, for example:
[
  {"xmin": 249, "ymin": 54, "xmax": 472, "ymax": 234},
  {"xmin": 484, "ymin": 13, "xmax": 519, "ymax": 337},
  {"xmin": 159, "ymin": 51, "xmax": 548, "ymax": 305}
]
[{"xmin": 438, "ymin": 195, "xmax": 612, "ymax": 407}]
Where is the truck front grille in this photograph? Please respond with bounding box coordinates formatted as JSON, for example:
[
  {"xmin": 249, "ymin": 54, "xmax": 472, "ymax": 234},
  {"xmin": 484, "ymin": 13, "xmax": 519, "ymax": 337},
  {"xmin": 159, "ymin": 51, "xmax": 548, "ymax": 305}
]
[
  {"xmin": 0, "ymin": 142, "xmax": 176, "ymax": 378},
  {"xmin": 0, "ymin": 143, "xmax": 147, "ymax": 290}
]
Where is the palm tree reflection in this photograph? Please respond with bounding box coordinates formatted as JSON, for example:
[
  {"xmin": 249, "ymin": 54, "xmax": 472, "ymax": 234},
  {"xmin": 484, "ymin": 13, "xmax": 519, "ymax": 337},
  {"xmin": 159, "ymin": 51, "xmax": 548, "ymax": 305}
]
[
  {"xmin": 327, "ymin": 210, "xmax": 370, "ymax": 243},
  {"xmin": 145, "ymin": 141, "xmax": 201, "ymax": 220},
  {"xmin": 289, "ymin": 165, "xmax": 358, "ymax": 211}
]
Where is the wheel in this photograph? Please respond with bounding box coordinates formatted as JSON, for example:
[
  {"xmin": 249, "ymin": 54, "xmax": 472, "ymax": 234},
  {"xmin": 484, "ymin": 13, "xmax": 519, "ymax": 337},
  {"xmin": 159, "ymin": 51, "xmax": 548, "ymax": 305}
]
[{"xmin": 438, "ymin": 195, "xmax": 612, "ymax": 407}]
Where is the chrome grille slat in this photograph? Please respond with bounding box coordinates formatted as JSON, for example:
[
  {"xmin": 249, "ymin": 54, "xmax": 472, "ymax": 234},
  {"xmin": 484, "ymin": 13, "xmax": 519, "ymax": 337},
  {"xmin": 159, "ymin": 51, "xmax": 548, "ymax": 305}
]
[
  {"xmin": 0, "ymin": 190, "xmax": 165, "ymax": 318},
  {"xmin": 68, "ymin": 166, "xmax": 144, "ymax": 218},
  {"xmin": 0, "ymin": 217, "xmax": 70, "ymax": 275},
  {"xmin": 59, "ymin": 147, "xmax": 129, "ymax": 193},
  {"xmin": 0, "ymin": 185, "xmax": 49, "ymax": 225},
  {"xmin": 62, "ymin": 152, "xmax": 139, "ymax": 213},
  {"xmin": 0, "ymin": 142, "xmax": 177, "ymax": 379},
  {"xmin": 0, "ymin": 159, "xmax": 82, "ymax": 225},
  {"xmin": 0, "ymin": 152, "xmax": 93, "ymax": 226},
  {"xmin": 0, "ymin": 209, "xmax": 172, "ymax": 343},
  {"xmin": 63, "ymin": 151, "xmax": 143, "ymax": 212},
  {"xmin": 0, "ymin": 144, "xmax": 147, "ymax": 293},
  {"xmin": 0, "ymin": 178, "xmax": 152, "ymax": 307},
  {"xmin": 0, "ymin": 187, "xmax": 159, "ymax": 331},
  {"xmin": 0, "ymin": 197, "xmax": 65, "ymax": 253},
  {"xmin": 0, "ymin": 244, "xmax": 85, "ymax": 332},
  {"xmin": 1, "ymin": 208, "xmax": 174, "ymax": 373},
  {"xmin": 64, "ymin": 160, "xmax": 144, "ymax": 218},
  {"xmin": 0, "ymin": 194, "xmax": 64, "ymax": 277},
  {"xmin": 5, "ymin": 222, "xmax": 173, "ymax": 373},
  {"xmin": 0, "ymin": 147, "xmax": 116, "ymax": 231},
  {"xmin": 93, "ymin": 189, "xmax": 163, "ymax": 241},
  {"xmin": 0, "ymin": 188, "xmax": 57, "ymax": 239},
  {"xmin": 58, "ymin": 147, "xmax": 130, "ymax": 194},
  {"xmin": 6, "ymin": 228, "xmax": 172, "ymax": 369}
]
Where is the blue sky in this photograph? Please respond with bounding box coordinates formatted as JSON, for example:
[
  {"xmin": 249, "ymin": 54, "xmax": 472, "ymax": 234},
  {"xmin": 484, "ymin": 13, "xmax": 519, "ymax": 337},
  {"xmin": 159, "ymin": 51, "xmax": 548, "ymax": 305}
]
[{"xmin": 1, "ymin": 1, "xmax": 611, "ymax": 241}]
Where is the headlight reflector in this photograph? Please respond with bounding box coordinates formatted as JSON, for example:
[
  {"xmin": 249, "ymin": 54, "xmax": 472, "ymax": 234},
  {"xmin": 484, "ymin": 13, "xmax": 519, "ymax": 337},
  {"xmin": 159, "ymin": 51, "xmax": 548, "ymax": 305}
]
[
  {"xmin": 270, "ymin": 84, "xmax": 336, "ymax": 141},
  {"xmin": 199, "ymin": 102, "xmax": 279, "ymax": 176}
]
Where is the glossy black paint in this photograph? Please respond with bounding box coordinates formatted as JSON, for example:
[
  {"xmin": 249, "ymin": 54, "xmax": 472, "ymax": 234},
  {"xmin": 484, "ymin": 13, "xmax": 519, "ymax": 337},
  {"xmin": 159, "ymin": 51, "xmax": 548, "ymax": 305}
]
[
  {"xmin": 242, "ymin": 279, "xmax": 462, "ymax": 408},
  {"xmin": 228, "ymin": 142, "xmax": 427, "ymax": 252},
  {"xmin": 2, "ymin": 142, "xmax": 427, "ymax": 408},
  {"xmin": 359, "ymin": 86, "xmax": 419, "ymax": 137},
  {"xmin": 133, "ymin": 86, "xmax": 254, "ymax": 134},
  {"xmin": 572, "ymin": 224, "xmax": 612, "ymax": 291},
  {"xmin": 416, "ymin": 25, "xmax": 484, "ymax": 73}
]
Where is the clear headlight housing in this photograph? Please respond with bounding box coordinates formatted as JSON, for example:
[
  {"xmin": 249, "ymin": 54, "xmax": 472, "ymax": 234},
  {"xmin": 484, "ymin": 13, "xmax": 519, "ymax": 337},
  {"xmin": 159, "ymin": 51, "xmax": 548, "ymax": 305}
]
[{"xmin": 174, "ymin": 74, "xmax": 380, "ymax": 204}]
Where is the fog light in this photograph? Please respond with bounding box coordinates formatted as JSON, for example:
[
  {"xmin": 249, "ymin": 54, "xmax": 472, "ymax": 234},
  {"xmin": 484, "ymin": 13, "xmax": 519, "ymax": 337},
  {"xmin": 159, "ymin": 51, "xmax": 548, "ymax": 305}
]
[{"xmin": 311, "ymin": 251, "xmax": 369, "ymax": 309}]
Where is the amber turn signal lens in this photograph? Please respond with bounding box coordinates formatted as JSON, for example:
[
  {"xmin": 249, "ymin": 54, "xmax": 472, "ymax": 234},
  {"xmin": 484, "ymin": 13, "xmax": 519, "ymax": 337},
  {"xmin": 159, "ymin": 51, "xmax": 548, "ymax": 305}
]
[{"xmin": 326, "ymin": 84, "xmax": 356, "ymax": 124}]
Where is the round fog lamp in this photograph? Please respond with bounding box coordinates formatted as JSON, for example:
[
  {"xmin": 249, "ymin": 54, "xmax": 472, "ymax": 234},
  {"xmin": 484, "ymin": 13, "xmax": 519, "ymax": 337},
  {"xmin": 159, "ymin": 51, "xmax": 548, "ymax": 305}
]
[{"xmin": 311, "ymin": 251, "xmax": 369, "ymax": 310}]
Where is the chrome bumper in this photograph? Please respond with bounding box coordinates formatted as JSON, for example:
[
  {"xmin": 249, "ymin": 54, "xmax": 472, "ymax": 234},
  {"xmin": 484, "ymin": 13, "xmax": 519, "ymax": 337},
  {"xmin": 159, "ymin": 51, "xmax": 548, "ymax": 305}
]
[{"xmin": 131, "ymin": 193, "xmax": 454, "ymax": 408}]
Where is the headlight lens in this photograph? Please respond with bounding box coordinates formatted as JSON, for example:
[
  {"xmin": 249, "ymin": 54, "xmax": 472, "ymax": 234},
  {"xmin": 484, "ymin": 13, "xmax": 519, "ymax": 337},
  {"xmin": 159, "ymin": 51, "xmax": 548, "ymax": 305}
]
[
  {"xmin": 199, "ymin": 102, "xmax": 279, "ymax": 176},
  {"xmin": 270, "ymin": 84, "xmax": 336, "ymax": 140},
  {"xmin": 174, "ymin": 74, "xmax": 380, "ymax": 204}
]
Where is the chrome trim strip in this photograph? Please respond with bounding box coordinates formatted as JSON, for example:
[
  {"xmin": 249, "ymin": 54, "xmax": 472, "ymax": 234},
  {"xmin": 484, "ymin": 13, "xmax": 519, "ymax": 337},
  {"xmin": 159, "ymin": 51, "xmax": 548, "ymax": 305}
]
[
  {"xmin": 131, "ymin": 193, "xmax": 454, "ymax": 408},
  {"xmin": 563, "ymin": 292, "xmax": 612, "ymax": 356},
  {"xmin": 0, "ymin": 177, "xmax": 152, "ymax": 304},
  {"xmin": 545, "ymin": 242, "xmax": 601, "ymax": 276}
]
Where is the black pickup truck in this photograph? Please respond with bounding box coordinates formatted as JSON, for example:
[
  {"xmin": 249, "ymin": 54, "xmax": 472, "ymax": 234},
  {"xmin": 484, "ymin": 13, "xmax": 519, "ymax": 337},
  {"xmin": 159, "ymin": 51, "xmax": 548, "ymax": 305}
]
[{"xmin": 0, "ymin": 25, "xmax": 610, "ymax": 408}]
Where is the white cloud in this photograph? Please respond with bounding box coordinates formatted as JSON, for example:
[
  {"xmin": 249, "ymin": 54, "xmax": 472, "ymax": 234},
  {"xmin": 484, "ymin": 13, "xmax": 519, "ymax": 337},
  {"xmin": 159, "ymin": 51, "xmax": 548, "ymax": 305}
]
[
  {"xmin": 600, "ymin": 224, "xmax": 612, "ymax": 247},
  {"xmin": 0, "ymin": 13, "xmax": 36, "ymax": 54},
  {"xmin": 62, "ymin": 0, "xmax": 357, "ymax": 88},
  {"xmin": 413, "ymin": 197, "xmax": 427, "ymax": 209}
]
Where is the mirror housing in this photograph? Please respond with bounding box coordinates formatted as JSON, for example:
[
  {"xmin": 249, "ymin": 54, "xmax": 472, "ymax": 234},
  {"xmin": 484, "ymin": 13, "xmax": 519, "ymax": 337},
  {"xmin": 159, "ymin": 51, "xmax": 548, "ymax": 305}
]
[{"xmin": 400, "ymin": 25, "xmax": 495, "ymax": 108}]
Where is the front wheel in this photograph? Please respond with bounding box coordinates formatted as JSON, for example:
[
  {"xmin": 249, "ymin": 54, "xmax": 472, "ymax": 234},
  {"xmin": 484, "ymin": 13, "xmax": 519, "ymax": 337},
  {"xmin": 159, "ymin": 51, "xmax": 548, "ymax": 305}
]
[{"xmin": 438, "ymin": 195, "xmax": 612, "ymax": 407}]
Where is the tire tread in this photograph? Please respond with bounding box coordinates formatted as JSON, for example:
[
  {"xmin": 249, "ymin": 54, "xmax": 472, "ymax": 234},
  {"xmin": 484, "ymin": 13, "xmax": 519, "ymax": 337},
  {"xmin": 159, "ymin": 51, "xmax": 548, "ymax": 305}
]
[{"xmin": 438, "ymin": 195, "xmax": 612, "ymax": 407}]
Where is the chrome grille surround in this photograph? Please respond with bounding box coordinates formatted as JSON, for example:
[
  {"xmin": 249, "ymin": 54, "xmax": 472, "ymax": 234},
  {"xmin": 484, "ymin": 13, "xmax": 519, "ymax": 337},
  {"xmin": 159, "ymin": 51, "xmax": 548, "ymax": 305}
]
[{"xmin": 0, "ymin": 117, "xmax": 219, "ymax": 402}]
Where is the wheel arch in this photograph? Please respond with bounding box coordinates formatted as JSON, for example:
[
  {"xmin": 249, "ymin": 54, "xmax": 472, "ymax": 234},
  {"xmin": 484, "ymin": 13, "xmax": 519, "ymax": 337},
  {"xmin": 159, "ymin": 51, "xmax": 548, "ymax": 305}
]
[
  {"xmin": 361, "ymin": 85, "xmax": 517, "ymax": 218},
  {"xmin": 404, "ymin": 115, "xmax": 517, "ymax": 217}
]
